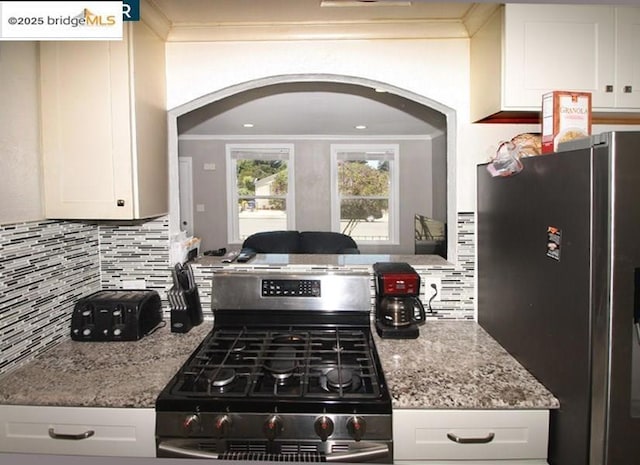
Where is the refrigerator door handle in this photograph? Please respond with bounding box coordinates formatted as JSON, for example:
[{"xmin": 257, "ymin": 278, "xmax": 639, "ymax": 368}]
[{"xmin": 635, "ymin": 322, "xmax": 640, "ymax": 346}]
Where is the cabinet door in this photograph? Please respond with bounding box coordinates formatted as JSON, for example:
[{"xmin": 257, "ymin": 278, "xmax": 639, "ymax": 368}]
[
  {"xmin": 615, "ymin": 7, "xmax": 640, "ymax": 108},
  {"xmin": 393, "ymin": 409, "xmax": 549, "ymax": 461},
  {"xmin": 503, "ymin": 4, "xmax": 615, "ymax": 109},
  {"xmin": 40, "ymin": 38, "xmax": 135, "ymax": 219},
  {"xmin": 0, "ymin": 405, "xmax": 155, "ymax": 457}
]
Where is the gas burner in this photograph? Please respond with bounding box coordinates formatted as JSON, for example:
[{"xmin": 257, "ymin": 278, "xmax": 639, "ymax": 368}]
[
  {"xmin": 231, "ymin": 341, "xmax": 246, "ymax": 352},
  {"xmin": 210, "ymin": 368, "xmax": 237, "ymax": 389},
  {"xmin": 265, "ymin": 347, "xmax": 299, "ymax": 383},
  {"xmin": 229, "ymin": 341, "xmax": 247, "ymax": 362},
  {"xmin": 322, "ymin": 368, "xmax": 362, "ymax": 393}
]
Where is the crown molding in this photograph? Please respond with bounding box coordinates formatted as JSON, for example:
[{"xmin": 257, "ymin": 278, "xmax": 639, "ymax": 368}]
[
  {"xmin": 165, "ymin": 19, "xmax": 469, "ymax": 42},
  {"xmin": 141, "ymin": 0, "xmax": 171, "ymax": 41},
  {"xmin": 462, "ymin": 2, "xmax": 501, "ymax": 37}
]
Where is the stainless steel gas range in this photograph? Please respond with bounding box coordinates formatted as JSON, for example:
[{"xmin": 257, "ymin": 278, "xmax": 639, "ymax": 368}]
[{"xmin": 155, "ymin": 270, "xmax": 393, "ymax": 463}]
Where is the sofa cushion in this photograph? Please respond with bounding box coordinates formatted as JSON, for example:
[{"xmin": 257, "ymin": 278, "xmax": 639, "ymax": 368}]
[
  {"xmin": 241, "ymin": 230, "xmax": 301, "ymax": 253},
  {"xmin": 299, "ymin": 231, "xmax": 359, "ymax": 254}
]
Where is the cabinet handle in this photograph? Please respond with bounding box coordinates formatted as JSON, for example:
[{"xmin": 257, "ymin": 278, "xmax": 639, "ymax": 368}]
[
  {"xmin": 48, "ymin": 428, "xmax": 95, "ymax": 440},
  {"xmin": 605, "ymin": 85, "xmax": 614, "ymax": 93},
  {"xmin": 624, "ymin": 86, "xmax": 633, "ymax": 94},
  {"xmin": 446, "ymin": 431, "xmax": 495, "ymax": 444}
]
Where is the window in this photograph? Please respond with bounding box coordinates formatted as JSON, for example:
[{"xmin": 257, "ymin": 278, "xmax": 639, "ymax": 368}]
[
  {"xmin": 331, "ymin": 144, "xmax": 399, "ymax": 243},
  {"xmin": 226, "ymin": 144, "xmax": 294, "ymax": 243}
]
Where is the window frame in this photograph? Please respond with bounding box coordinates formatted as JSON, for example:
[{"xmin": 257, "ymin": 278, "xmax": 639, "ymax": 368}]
[
  {"xmin": 226, "ymin": 143, "xmax": 295, "ymax": 244},
  {"xmin": 330, "ymin": 144, "xmax": 400, "ymax": 245}
]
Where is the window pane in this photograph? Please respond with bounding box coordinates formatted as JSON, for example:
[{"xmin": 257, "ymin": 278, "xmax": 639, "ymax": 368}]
[
  {"xmin": 236, "ymin": 160, "xmax": 288, "ymax": 195},
  {"xmin": 338, "ymin": 160, "xmax": 389, "ymax": 196},
  {"xmin": 238, "ymin": 198, "xmax": 287, "ymax": 240},
  {"xmin": 340, "ymin": 199, "xmax": 389, "ymax": 241}
]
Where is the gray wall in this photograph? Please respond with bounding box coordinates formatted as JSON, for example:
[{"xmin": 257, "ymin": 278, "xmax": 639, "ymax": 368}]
[
  {"xmin": 431, "ymin": 132, "xmax": 447, "ymax": 223},
  {"xmin": 179, "ymin": 137, "xmax": 441, "ymax": 254}
]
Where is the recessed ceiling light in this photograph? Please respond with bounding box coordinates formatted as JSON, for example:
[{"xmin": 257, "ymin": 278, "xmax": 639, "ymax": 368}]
[
  {"xmin": 355, "ymin": 125, "xmax": 367, "ymax": 130},
  {"xmin": 243, "ymin": 123, "xmax": 254, "ymax": 128}
]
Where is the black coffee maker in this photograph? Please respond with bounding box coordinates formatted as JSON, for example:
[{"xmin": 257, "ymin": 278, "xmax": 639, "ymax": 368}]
[{"xmin": 373, "ymin": 262, "xmax": 426, "ymax": 339}]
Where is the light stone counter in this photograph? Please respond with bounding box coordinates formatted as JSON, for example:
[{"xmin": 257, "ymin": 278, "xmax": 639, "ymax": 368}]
[
  {"xmin": 0, "ymin": 322, "xmax": 212, "ymax": 408},
  {"xmin": 194, "ymin": 253, "xmax": 451, "ymax": 268},
  {"xmin": 374, "ymin": 321, "xmax": 560, "ymax": 409},
  {"xmin": 0, "ymin": 320, "xmax": 558, "ymax": 411}
]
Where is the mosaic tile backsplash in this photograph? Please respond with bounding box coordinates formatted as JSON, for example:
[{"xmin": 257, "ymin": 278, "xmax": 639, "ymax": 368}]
[
  {"xmin": 0, "ymin": 220, "xmax": 100, "ymax": 375},
  {"xmin": 0, "ymin": 213, "xmax": 476, "ymax": 376}
]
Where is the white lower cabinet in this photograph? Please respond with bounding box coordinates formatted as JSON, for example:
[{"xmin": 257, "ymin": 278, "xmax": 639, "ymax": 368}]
[
  {"xmin": 0, "ymin": 406, "xmax": 155, "ymax": 457},
  {"xmin": 393, "ymin": 409, "xmax": 549, "ymax": 464}
]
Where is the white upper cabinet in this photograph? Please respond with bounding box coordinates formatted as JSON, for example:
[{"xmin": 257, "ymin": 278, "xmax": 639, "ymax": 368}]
[
  {"xmin": 40, "ymin": 21, "xmax": 168, "ymax": 220},
  {"xmin": 615, "ymin": 7, "xmax": 640, "ymax": 109},
  {"xmin": 471, "ymin": 4, "xmax": 640, "ymax": 122}
]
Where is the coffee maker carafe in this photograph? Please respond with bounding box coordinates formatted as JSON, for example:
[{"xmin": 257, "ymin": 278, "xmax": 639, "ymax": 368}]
[{"xmin": 373, "ymin": 262, "xmax": 426, "ymax": 339}]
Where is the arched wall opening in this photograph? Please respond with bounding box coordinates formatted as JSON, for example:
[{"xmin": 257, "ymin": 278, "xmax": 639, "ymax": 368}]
[{"xmin": 167, "ymin": 74, "xmax": 458, "ymax": 263}]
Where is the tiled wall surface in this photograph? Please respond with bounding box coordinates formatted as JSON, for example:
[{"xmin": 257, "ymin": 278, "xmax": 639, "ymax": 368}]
[
  {"xmin": 99, "ymin": 216, "xmax": 172, "ymax": 293},
  {"xmin": 0, "ymin": 220, "xmax": 100, "ymax": 375},
  {"xmin": 0, "ymin": 212, "xmax": 476, "ymax": 375}
]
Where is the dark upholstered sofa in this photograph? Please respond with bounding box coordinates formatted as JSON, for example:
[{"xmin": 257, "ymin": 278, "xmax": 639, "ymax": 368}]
[{"xmin": 241, "ymin": 230, "xmax": 360, "ymax": 255}]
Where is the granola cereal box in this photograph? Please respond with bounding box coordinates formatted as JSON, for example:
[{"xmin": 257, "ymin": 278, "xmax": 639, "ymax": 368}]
[{"xmin": 541, "ymin": 91, "xmax": 592, "ymax": 154}]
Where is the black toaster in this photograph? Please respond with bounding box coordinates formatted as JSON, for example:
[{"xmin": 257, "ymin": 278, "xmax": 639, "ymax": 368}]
[{"xmin": 71, "ymin": 290, "xmax": 163, "ymax": 341}]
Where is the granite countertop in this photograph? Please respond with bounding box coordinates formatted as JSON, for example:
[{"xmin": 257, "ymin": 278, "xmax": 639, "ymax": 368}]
[
  {"xmin": 0, "ymin": 322, "xmax": 212, "ymax": 408},
  {"xmin": 194, "ymin": 253, "xmax": 451, "ymax": 268},
  {"xmin": 374, "ymin": 321, "xmax": 560, "ymax": 409},
  {"xmin": 0, "ymin": 320, "xmax": 559, "ymax": 410}
]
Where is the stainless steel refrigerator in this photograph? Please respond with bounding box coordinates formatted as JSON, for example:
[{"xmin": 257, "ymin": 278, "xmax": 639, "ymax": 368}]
[{"xmin": 477, "ymin": 131, "xmax": 640, "ymax": 465}]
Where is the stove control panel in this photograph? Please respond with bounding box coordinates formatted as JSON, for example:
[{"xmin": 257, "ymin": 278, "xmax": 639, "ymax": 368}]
[
  {"xmin": 157, "ymin": 411, "xmax": 389, "ymax": 443},
  {"xmin": 261, "ymin": 279, "xmax": 321, "ymax": 297}
]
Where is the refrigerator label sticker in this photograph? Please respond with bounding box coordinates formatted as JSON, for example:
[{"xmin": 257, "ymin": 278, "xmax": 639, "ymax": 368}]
[{"xmin": 547, "ymin": 227, "xmax": 561, "ymax": 261}]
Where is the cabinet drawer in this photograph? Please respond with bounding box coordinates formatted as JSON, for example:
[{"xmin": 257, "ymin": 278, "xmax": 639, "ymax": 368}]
[
  {"xmin": 393, "ymin": 409, "xmax": 548, "ymax": 461},
  {"xmin": 0, "ymin": 406, "xmax": 155, "ymax": 457}
]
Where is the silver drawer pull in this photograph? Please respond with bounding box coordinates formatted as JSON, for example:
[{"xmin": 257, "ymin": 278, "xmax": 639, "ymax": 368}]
[
  {"xmin": 48, "ymin": 428, "xmax": 95, "ymax": 440},
  {"xmin": 447, "ymin": 431, "xmax": 495, "ymax": 444}
]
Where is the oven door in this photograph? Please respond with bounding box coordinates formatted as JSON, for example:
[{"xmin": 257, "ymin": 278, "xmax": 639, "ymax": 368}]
[{"xmin": 157, "ymin": 438, "xmax": 392, "ymax": 463}]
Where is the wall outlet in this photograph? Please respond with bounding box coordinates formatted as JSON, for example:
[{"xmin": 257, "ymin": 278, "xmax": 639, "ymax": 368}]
[{"xmin": 423, "ymin": 277, "xmax": 441, "ymax": 302}]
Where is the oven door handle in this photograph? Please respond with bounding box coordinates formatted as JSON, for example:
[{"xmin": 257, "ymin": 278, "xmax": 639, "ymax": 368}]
[
  {"xmin": 325, "ymin": 442, "xmax": 391, "ymax": 462},
  {"xmin": 158, "ymin": 439, "xmax": 390, "ymax": 462},
  {"xmin": 157, "ymin": 440, "xmax": 220, "ymax": 459}
]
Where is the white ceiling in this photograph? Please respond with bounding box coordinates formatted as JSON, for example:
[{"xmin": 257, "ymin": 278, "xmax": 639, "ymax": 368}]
[
  {"xmin": 151, "ymin": 0, "xmax": 478, "ymax": 24},
  {"xmin": 148, "ymin": 0, "xmax": 498, "ymax": 40}
]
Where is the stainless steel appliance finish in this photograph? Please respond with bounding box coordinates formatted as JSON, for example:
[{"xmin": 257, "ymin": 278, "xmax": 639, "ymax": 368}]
[
  {"xmin": 211, "ymin": 271, "xmax": 372, "ymax": 312},
  {"xmin": 477, "ymin": 131, "xmax": 640, "ymax": 465},
  {"xmin": 156, "ymin": 270, "xmax": 392, "ymax": 463}
]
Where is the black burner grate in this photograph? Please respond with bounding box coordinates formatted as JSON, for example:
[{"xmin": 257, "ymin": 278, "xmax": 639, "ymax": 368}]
[{"xmin": 171, "ymin": 328, "xmax": 382, "ymax": 400}]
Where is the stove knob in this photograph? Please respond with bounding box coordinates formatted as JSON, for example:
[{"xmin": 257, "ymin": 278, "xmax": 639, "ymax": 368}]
[
  {"xmin": 183, "ymin": 413, "xmax": 202, "ymax": 434},
  {"xmin": 346, "ymin": 416, "xmax": 366, "ymax": 441},
  {"xmin": 213, "ymin": 414, "xmax": 232, "ymax": 438},
  {"xmin": 314, "ymin": 416, "xmax": 334, "ymax": 441},
  {"xmin": 263, "ymin": 415, "xmax": 283, "ymax": 441}
]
